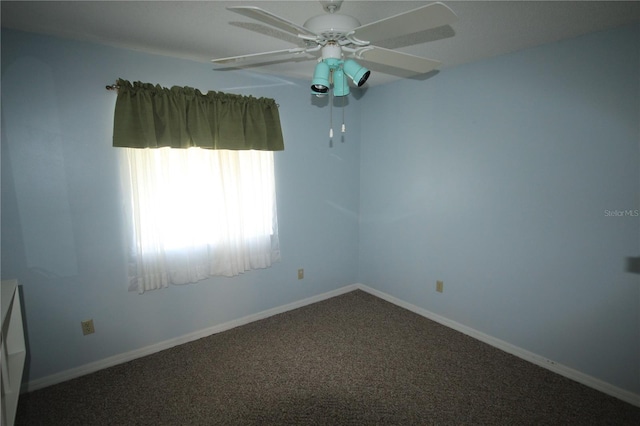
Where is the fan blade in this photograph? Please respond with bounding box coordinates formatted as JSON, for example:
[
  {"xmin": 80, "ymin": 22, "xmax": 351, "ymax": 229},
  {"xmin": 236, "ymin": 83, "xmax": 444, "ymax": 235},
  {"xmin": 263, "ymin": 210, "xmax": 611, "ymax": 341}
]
[
  {"xmin": 227, "ymin": 6, "xmax": 318, "ymax": 38},
  {"xmin": 212, "ymin": 48, "xmax": 307, "ymax": 66},
  {"xmin": 352, "ymin": 2, "xmax": 458, "ymax": 44},
  {"xmin": 354, "ymin": 46, "xmax": 441, "ymax": 75}
]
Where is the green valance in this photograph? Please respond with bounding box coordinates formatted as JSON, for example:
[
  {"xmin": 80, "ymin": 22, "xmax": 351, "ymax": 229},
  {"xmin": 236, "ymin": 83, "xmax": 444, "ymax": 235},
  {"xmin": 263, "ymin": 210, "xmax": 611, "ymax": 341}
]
[{"xmin": 112, "ymin": 79, "xmax": 284, "ymax": 151}]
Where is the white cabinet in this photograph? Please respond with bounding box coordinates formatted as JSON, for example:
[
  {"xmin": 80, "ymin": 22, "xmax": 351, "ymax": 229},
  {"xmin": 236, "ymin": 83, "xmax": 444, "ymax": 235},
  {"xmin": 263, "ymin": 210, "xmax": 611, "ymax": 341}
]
[{"xmin": 1, "ymin": 279, "xmax": 26, "ymax": 426}]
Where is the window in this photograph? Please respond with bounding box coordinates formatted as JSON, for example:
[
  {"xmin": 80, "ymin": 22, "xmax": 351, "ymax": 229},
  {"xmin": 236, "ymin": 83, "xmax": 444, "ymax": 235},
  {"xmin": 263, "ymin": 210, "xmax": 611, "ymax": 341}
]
[
  {"xmin": 111, "ymin": 79, "xmax": 284, "ymax": 294},
  {"xmin": 121, "ymin": 147, "xmax": 280, "ymax": 294}
]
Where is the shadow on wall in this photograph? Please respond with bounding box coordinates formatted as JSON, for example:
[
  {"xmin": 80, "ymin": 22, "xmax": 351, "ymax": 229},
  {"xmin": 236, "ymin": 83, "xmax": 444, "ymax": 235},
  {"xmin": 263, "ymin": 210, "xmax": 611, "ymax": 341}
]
[{"xmin": 2, "ymin": 57, "xmax": 79, "ymax": 278}]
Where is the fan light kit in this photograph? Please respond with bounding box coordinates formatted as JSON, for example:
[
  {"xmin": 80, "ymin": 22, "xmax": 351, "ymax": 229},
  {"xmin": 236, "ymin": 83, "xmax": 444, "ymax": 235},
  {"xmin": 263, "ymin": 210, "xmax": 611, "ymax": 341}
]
[
  {"xmin": 310, "ymin": 54, "xmax": 370, "ymax": 97},
  {"xmin": 212, "ymin": 0, "xmax": 458, "ymax": 141}
]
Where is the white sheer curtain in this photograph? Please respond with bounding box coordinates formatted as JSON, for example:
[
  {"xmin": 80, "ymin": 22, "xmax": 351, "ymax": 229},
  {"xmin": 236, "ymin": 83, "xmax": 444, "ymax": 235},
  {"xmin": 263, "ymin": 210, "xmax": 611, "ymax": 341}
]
[{"xmin": 120, "ymin": 147, "xmax": 280, "ymax": 293}]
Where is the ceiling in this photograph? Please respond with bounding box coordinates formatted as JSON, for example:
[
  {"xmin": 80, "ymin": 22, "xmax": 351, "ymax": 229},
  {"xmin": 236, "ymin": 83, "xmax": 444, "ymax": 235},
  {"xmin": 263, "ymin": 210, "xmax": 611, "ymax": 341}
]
[{"xmin": 2, "ymin": 0, "xmax": 639, "ymax": 87}]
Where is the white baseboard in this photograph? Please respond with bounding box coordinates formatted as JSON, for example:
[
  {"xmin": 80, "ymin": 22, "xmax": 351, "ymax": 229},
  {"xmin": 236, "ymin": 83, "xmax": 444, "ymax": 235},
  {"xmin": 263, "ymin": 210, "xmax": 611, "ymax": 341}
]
[
  {"xmin": 24, "ymin": 284, "xmax": 359, "ymax": 393},
  {"xmin": 25, "ymin": 282, "xmax": 640, "ymax": 408},
  {"xmin": 354, "ymin": 283, "xmax": 640, "ymax": 408}
]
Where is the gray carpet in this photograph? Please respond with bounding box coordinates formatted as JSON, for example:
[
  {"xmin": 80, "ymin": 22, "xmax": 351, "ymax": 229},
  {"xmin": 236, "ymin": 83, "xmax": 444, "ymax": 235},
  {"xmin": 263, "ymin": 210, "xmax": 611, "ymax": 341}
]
[{"xmin": 15, "ymin": 290, "xmax": 640, "ymax": 425}]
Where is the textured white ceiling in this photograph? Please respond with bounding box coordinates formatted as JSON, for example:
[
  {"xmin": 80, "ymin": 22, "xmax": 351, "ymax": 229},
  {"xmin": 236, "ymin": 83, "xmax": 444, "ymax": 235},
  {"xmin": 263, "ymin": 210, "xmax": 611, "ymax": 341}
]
[{"xmin": 2, "ymin": 1, "xmax": 639, "ymax": 86}]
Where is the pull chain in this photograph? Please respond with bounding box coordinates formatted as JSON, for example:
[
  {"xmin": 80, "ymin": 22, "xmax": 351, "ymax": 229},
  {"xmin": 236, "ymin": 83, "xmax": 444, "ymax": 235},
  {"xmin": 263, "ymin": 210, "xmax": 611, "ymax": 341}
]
[
  {"xmin": 341, "ymin": 90, "xmax": 346, "ymax": 136},
  {"xmin": 328, "ymin": 67, "xmax": 349, "ymax": 146},
  {"xmin": 329, "ymin": 87, "xmax": 334, "ymax": 147}
]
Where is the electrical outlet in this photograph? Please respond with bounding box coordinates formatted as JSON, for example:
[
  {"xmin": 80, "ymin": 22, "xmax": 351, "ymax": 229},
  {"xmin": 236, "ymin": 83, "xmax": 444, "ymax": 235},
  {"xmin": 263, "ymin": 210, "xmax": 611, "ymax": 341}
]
[
  {"xmin": 298, "ymin": 268, "xmax": 304, "ymax": 280},
  {"xmin": 436, "ymin": 280, "xmax": 444, "ymax": 293},
  {"xmin": 81, "ymin": 319, "xmax": 95, "ymax": 335}
]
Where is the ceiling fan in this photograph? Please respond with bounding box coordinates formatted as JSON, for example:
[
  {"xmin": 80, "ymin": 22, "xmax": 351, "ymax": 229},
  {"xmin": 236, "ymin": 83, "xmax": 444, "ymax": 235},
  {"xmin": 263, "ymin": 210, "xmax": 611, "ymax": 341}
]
[{"xmin": 211, "ymin": 0, "xmax": 458, "ymax": 97}]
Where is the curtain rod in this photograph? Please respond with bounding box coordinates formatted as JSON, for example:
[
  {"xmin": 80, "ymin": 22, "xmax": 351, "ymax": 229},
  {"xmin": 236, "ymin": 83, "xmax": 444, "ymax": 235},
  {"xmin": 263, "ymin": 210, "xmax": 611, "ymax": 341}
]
[{"xmin": 104, "ymin": 82, "xmax": 279, "ymax": 107}]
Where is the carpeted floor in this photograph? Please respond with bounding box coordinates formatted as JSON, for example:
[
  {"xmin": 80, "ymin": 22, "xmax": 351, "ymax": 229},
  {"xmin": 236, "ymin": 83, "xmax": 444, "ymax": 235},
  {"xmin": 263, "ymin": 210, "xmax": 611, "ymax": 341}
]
[{"xmin": 15, "ymin": 290, "xmax": 640, "ymax": 425}]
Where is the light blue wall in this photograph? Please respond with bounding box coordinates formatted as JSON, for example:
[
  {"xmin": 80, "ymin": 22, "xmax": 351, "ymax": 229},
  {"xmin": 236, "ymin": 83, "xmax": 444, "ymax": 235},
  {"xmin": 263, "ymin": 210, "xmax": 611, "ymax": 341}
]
[
  {"xmin": 2, "ymin": 23, "xmax": 639, "ymax": 397},
  {"xmin": 1, "ymin": 29, "xmax": 361, "ymax": 382},
  {"xmin": 359, "ymin": 24, "xmax": 639, "ymax": 394}
]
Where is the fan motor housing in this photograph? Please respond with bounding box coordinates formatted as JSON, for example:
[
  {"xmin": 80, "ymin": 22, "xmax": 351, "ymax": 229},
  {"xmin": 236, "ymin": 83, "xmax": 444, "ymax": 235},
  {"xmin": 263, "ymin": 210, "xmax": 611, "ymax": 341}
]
[{"xmin": 304, "ymin": 14, "xmax": 361, "ymax": 40}]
